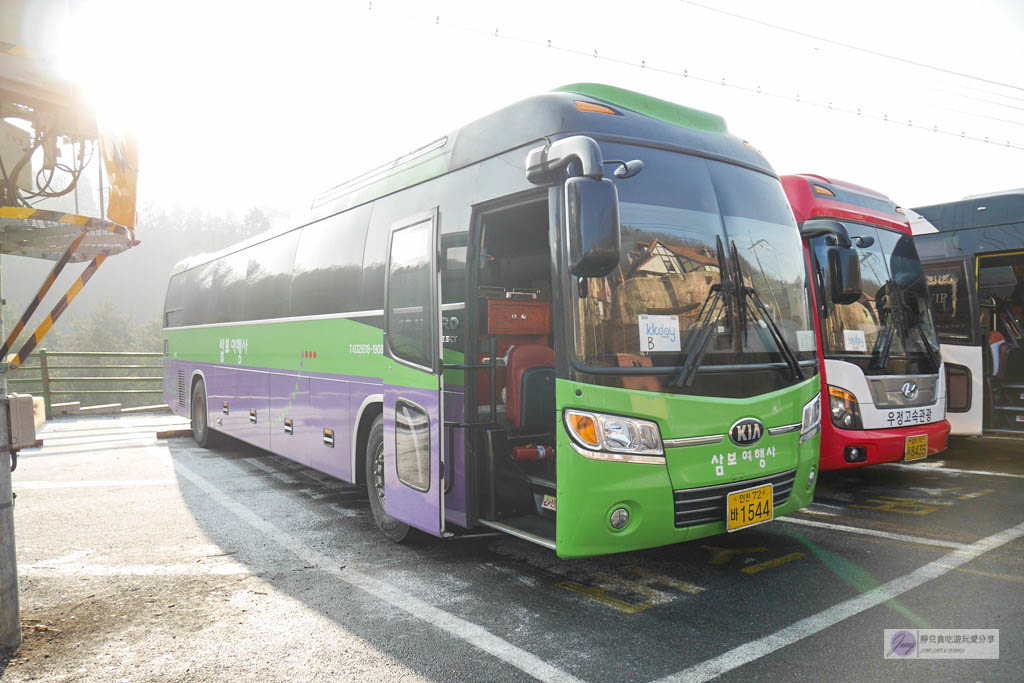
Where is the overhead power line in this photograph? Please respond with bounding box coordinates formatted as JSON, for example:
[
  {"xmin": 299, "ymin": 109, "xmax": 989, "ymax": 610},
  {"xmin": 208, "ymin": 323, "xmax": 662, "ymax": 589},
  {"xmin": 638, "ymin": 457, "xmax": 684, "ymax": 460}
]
[
  {"xmin": 360, "ymin": 3, "xmax": 1023, "ymax": 151},
  {"xmin": 678, "ymin": 0, "xmax": 1024, "ymax": 95}
]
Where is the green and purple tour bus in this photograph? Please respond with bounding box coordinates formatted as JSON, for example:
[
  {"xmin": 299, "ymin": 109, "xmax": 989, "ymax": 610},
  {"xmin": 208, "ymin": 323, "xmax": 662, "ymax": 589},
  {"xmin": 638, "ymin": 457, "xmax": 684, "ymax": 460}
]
[{"xmin": 162, "ymin": 84, "xmax": 825, "ymax": 557}]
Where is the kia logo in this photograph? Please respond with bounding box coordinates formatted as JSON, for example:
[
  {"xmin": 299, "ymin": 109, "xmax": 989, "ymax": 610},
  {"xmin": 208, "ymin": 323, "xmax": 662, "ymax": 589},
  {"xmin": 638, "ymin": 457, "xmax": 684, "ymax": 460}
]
[
  {"xmin": 901, "ymin": 381, "xmax": 919, "ymax": 400},
  {"xmin": 729, "ymin": 417, "xmax": 764, "ymax": 447}
]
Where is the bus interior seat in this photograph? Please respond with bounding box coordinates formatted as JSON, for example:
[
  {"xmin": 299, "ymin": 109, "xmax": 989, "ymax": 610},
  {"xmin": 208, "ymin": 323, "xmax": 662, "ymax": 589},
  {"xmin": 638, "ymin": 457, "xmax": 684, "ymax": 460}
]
[{"xmin": 505, "ymin": 344, "xmax": 555, "ymax": 433}]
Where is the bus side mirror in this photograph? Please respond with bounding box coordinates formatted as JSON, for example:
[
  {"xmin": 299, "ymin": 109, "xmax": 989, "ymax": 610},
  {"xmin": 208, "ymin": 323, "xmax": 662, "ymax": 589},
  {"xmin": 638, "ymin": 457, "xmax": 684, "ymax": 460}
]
[
  {"xmin": 800, "ymin": 219, "xmax": 852, "ymax": 249},
  {"xmin": 827, "ymin": 246, "xmax": 862, "ymax": 304},
  {"xmin": 565, "ymin": 176, "xmax": 621, "ymax": 278}
]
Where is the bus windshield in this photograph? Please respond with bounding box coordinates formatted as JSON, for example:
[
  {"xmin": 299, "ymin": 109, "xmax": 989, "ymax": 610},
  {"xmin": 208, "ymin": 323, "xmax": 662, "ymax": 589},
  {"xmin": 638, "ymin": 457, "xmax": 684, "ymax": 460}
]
[
  {"xmin": 809, "ymin": 222, "xmax": 940, "ymax": 375},
  {"xmin": 571, "ymin": 144, "xmax": 815, "ymax": 394}
]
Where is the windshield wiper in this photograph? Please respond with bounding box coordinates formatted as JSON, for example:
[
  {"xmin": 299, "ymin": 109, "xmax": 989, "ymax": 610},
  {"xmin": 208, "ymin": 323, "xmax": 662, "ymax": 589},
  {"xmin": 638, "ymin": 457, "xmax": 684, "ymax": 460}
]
[
  {"xmin": 731, "ymin": 241, "xmax": 804, "ymax": 381},
  {"xmin": 872, "ymin": 284, "xmax": 939, "ymax": 371},
  {"xmin": 871, "ymin": 325, "xmax": 896, "ymax": 370},
  {"xmin": 908, "ymin": 294, "xmax": 941, "ymax": 369},
  {"xmin": 669, "ymin": 237, "xmax": 731, "ymax": 387}
]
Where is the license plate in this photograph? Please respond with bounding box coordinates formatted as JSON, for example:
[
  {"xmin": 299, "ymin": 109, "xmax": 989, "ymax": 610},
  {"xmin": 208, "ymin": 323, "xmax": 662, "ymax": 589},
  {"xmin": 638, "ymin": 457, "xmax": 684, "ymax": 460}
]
[
  {"xmin": 726, "ymin": 483, "xmax": 774, "ymax": 532},
  {"xmin": 905, "ymin": 434, "xmax": 928, "ymax": 461}
]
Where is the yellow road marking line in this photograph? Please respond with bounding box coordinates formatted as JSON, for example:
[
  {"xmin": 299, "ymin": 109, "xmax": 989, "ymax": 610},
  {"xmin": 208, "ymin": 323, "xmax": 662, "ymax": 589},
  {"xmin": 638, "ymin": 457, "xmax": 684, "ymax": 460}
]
[
  {"xmin": 741, "ymin": 552, "xmax": 806, "ymax": 575},
  {"xmin": 556, "ymin": 580, "xmax": 645, "ymax": 614}
]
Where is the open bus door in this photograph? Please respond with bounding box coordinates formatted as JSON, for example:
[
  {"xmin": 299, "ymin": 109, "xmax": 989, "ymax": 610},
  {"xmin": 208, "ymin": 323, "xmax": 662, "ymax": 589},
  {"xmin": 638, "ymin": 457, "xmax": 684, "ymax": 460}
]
[
  {"xmin": 975, "ymin": 251, "xmax": 1024, "ymax": 433},
  {"xmin": 382, "ymin": 209, "xmax": 445, "ymax": 536},
  {"xmin": 923, "ymin": 258, "xmax": 983, "ymax": 435}
]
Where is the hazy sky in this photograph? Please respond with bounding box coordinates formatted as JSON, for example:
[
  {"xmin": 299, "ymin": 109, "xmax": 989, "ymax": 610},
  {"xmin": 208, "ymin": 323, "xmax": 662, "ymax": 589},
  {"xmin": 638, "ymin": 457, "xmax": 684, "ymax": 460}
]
[{"xmin": 44, "ymin": 0, "xmax": 1024, "ymax": 220}]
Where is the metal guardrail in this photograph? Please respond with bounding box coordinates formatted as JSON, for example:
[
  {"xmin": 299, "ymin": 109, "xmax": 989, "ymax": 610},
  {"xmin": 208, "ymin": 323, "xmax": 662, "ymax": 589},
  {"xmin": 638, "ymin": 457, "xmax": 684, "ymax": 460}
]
[{"xmin": 7, "ymin": 349, "xmax": 162, "ymax": 419}]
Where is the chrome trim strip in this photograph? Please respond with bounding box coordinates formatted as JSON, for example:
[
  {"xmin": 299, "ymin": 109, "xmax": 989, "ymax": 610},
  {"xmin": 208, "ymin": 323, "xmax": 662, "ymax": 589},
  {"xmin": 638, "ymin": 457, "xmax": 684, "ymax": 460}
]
[
  {"xmin": 663, "ymin": 434, "xmax": 724, "ymax": 448},
  {"xmin": 768, "ymin": 423, "xmax": 802, "ymax": 436},
  {"xmin": 478, "ymin": 519, "xmax": 556, "ymax": 550},
  {"xmin": 799, "ymin": 424, "xmax": 821, "ymax": 444},
  {"xmin": 666, "ymin": 421, "xmax": 805, "ymax": 448},
  {"xmin": 568, "ymin": 441, "xmax": 667, "ymax": 465}
]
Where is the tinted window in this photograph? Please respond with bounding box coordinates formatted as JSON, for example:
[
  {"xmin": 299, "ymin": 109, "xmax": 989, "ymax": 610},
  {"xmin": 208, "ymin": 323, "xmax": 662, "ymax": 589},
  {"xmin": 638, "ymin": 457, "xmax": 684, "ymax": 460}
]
[
  {"xmin": 167, "ymin": 231, "xmax": 298, "ymax": 327},
  {"xmin": 291, "ymin": 205, "xmax": 371, "ymax": 315},
  {"xmin": 362, "ymin": 212, "xmax": 387, "ymax": 311},
  {"xmin": 164, "ymin": 271, "xmax": 195, "ymax": 327},
  {"xmin": 243, "ymin": 231, "xmax": 299, "ymax": 321},
  {"xmin": 811, "ymin": 223, "xmax": 940, "ymax": 373},
  {"xmin": 387, "ymin": 219, "xmax": 434, "ymax": 368},
  {"xmin": 925, "ymin": 261, "xmax": 972, "ymax": 343},
  {"xmin": 574, "ymin": 146, "xmax": 814, "ymax": 392},
  {"xmin": 708, "ymin": 161, "xmax": 813, "ymax": 354},
  {"xmin": 195, "ymin": 250, "xmax": 247, "ymax": 325}
]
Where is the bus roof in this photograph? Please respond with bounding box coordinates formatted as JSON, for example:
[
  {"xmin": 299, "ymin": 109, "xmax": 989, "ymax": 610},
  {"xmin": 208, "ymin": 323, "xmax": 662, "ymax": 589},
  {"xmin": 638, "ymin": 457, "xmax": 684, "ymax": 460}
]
[
  {"xmin": 171, "ymin": 84, "xmax": 772, "ymax": 275},
  {"xmin": 781, "ymin": 174, "xmax": 909, "ymax": 233},
  {"xmin": 911, "ymin": 189, "xmax": 1024, "ymax": 234}
]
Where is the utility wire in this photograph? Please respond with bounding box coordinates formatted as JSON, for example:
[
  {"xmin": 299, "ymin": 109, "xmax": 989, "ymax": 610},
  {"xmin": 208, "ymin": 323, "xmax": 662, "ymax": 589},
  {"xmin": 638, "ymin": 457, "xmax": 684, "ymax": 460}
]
[
  {"xmin": 361, "ymin": 3, "xmax": 1023, "ymax": 151},
  {"xmin": 678, "ymin": 0, "xmax": 1024, "ymax": 94}
]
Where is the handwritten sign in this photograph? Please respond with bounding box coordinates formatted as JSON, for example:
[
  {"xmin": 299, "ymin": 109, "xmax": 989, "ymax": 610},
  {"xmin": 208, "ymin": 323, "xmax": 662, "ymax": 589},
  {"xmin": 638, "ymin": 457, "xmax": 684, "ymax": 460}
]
[
  {"xmin": 844, "ymin": 329, "xmax": 867, "ymax": 353},
  {"xmin": 638, "ymin": 314, "xmax": 681, "ymax": 353}
]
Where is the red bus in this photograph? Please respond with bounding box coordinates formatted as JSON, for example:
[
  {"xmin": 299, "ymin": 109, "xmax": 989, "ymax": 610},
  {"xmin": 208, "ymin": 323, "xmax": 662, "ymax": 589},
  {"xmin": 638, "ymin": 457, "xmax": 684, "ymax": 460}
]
[{"xmin": 783, "ymin": 175, "xmax": 950, "ymax": 469}]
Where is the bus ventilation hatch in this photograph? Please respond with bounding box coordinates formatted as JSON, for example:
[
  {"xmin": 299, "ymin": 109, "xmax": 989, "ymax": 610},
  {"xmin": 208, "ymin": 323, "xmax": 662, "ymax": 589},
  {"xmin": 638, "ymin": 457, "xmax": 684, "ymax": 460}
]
[
  {"xmin": 178, "ymin": 370, "xmax": 186, "ymax": 408},
  {"xmin": 672, "ymin": 469, "xmax": 796, "ymax": 528}
]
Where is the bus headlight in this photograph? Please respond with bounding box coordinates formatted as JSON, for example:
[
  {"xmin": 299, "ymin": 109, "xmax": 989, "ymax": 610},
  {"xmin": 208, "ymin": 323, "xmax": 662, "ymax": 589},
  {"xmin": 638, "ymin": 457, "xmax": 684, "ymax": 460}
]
[
  {"xmin": 800, "ymin": 394, "xmax": 821, "ymax": 444},
  {"xmin": 565, "ymin": 410, "xmax": 664, "ymax": 456},
  {"xmin": 828, "ymin": 386, "xmax": 863, "ymax": 430}
]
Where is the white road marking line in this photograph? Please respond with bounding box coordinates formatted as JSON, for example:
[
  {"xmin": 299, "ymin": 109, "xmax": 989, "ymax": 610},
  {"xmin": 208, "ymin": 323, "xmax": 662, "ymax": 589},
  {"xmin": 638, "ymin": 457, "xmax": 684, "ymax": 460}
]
[
  {"xmin": 19, "ymin": 439, "xmax": 161, "ymax": 456},
  {"xmin": 777, "ymin": 516, "xmax": 966, "ymax": 549},
  {"xmin": 881, "ymin": 463, "xmax": 1024, "ymax": 479},
  {"xmin": 21, "ymin": 562, "xmax": 249, "ymax": 576},
  {"xmin": 172, "ymin": 458, "xmax": 584, "ymax": 683},
  {"xmin": 14, "ymin": 480, "xmax": 176, "ymax": 489},
  {"xmin": 656, "ymin": 521, "xmax": 1024, "ymax": 683}
]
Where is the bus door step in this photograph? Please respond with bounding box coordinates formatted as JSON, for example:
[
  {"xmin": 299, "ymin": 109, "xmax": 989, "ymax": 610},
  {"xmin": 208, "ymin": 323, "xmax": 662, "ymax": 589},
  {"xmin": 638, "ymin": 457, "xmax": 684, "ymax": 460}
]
[{"xmin": 478, "ymin": 516, "xmax": 555, "ymax": 550}]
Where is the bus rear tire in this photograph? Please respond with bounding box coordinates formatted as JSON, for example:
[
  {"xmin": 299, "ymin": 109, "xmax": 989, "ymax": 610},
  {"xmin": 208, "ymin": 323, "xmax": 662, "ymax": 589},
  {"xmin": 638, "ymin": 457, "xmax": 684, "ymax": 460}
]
[
  {"xmin": 191, "ymin": 379, "xmax": 221, "ymax": 448},
  {"xmin": 365, "ymin": 414, "xmax": 411, "ymax": 543}
]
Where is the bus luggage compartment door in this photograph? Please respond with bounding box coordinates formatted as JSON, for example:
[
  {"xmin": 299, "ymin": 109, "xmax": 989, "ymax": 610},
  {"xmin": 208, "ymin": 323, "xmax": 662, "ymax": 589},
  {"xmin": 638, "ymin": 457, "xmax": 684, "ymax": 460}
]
[{"xmin": 382, "ymin": 209, "xmax": 444, "ymax": 537}]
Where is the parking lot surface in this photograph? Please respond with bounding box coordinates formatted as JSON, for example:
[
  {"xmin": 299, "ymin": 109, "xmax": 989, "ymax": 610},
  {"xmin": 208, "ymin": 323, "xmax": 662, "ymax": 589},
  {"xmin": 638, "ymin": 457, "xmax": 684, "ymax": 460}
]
[{"xmin": 2, "ymin": 414, "xmax": 1022, "ymax": 681}]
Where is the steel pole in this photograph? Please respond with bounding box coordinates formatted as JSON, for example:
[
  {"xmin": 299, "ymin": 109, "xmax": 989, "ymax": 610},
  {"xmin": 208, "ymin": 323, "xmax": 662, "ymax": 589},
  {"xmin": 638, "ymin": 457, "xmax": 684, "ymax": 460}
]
[
  {"xmin": 0, "ymin": 419, "xmax": 18, "ymax": 652},
  {"xmin": 0, "ymin": 409, "xmax": 18, "ymax": 653},
  {"xmin": 0, "ymin": 252, "xmax": 19, "ymax": 652}
]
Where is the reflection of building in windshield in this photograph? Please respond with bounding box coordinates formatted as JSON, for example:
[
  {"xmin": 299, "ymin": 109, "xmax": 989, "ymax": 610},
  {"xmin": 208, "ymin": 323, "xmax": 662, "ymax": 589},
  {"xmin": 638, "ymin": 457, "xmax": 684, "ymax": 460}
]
[
  {"xmin": 630, "ymin": 240, "xmax": 718, "ymax": 276},
  {"xmin": 579, "ymin": 236, "xmax": 724, "ymax": 361},
  {"xmin": 618, "ymin": 238, "xmax": 722, "ymax": 331}
]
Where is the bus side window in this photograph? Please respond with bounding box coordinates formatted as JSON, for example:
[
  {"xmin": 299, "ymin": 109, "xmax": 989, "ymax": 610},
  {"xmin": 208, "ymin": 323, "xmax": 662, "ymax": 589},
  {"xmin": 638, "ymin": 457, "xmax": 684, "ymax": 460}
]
[
  {"xmin": 245, "ymin": 231, "xmax": 299, "ymax": 322},
  {"xmin": 922, "ymin": 261, "xmax": 973, "ymax": 344},
  {"xmin": 292, "ymin": 204, "xmax": 371, "ymax": 316},
  {"xmin": 386, "ymin": 219, "xmax": 435, "ymax": 369}
]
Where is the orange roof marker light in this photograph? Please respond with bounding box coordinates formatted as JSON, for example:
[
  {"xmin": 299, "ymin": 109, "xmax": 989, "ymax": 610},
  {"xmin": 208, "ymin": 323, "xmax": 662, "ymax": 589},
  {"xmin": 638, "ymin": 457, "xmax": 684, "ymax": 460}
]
[
  {"xmin": 575, "ymin": 100, "xmax": 618, "ymax": 115},
  {"xmin": 812, "ymin": 184, "xmax": 836, "ymax": 197}
]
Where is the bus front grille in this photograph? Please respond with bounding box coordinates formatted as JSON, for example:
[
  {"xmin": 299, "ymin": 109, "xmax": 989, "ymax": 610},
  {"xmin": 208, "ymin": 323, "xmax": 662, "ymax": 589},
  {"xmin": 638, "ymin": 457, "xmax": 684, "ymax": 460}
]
[{"xmin": 672, "ymin": 469, "xmax": 797, "ymax": 528}]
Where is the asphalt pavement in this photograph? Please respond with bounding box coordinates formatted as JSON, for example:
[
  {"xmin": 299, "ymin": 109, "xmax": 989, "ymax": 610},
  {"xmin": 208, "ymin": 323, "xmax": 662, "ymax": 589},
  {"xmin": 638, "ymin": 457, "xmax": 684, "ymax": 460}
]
[{"xmin": 2, "ymin": 414, "xmax": 1021, "ymax": 682}]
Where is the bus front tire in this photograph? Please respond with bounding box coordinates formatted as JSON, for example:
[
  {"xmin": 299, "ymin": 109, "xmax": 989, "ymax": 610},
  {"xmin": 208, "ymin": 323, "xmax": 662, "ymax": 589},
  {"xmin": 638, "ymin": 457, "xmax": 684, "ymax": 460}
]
[
  {"xmin": 190, "ymin": 380, "xmax": 221, "ymax": 448},
  {"xmin": 365, "ymin": 414, "xmax": 411, "ymax": 543}
]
